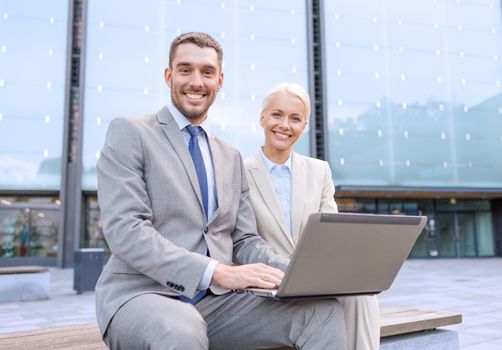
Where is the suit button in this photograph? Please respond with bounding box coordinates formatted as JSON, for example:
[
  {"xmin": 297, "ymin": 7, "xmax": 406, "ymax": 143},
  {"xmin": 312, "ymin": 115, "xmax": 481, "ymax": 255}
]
[{"xmin": 203, "ymin": 227, "xmax": 209, "ymax": 234}]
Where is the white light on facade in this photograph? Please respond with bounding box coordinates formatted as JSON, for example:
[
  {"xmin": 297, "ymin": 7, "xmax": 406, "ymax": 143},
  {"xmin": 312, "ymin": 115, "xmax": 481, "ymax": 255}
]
[
  {"xmin": 377, "ymin": 129, "xmax": 383, "ymax": 137},
  {"xmin": 498, "ymin": 107, "xmax": 502, "ymax": 115},
  {"xmin": 443, "ymin": 161, "xmax": 448, "ymax": 168},
  {"xmin": 292, "ymin": 66, "xmax": 297, "ymax": 74},
  {"xmin": 250, "ymin": 94, "xmax": 256, "ymax": 101},
  {"xmin": 220, "ymin": 2, "xmax": 225, "ymax": 9},
  {"xmin": 336, "ymin": 69, "xmax": 342, "ymax": 77},
  {"xmin": 44, "ymin": 149, "xmax": 49, "ymax": 158},
  {"xmin": 399, "ymin": 46, "xmax": 404, "ymax": 54},
  {"xmin": 96, "ymin": 151, "xmax": 101, "ymax": 160},
  {"xmin": 457, "ymin": 24, "xmax": 462, "ymax": 32},
  {"xmin": 401, "ymin": 102, "xmax": 407, "ymax": 110},
  {"xmin": 290, "ymin": 9, "xmax": 296, "ymax": 15},
  {"xmin": 176, "ymin": 0, "xmax": 181, "ymax": 5},
  {"xmin": 45, "ymin": 115, "xmax": 50, "ymax": 123},
  {"xmin": 405, "ymin": 160, "xmax": 411, "ymax": 168},
  {"xmin": 143, "ymin": 88, "xmax": 149, "ymax": 95},
  {"xmin": 459, "ymin": 51, "xmax": 464, "ymax": 58},
  {"xmin": 338, "ymin": 128, "xmax": 344, "ymax": 136},
  {"xmin": 494, "ymin": 54, "xmax": 499, "ymax": 61},
  {"xmin": 335, "ymin": 41, "xmax": 341, "ymax": 48},
  {"xmin": 99, "ymin": 21, "xmax": 104, "ymax": 29},
  {"xmin": 373, "ymin": 44, "xmax": 379, "ymax": 52},
  {"xmin": 250, "ymin": 63, "xmax": 255, "ymax": 71},
  {"xmin": 403, "ymin": 131, "xmax": 409, "ymax": 138},
  {"xmin": 220, "ymin": 123, "xmax": 226, "ymax": 131},
  {"xmin": 251, "ymin": 123, "xmax": 256, "ymax": 131},
  {"xmin": 250, "ymin": 34, "xmax": 255, "ymax": 41},
  {"xmin": 334, "ymin": 13, "xmax": 340, "ymax": 20},
  {"xmin": 374, "ymin": 72, "xmax": 380, "ymax": 80},
  {"xmin": 291, "ymin": 37, "xmax": 296, "ymax": 45},
  {"xmin": 397, "ymin": 19, "xmax": 403, "ymax": 26},
  {"xmin": 434, "ymin": 22, "xmax": 439, "ymax": 30},
  {"xmin": 97, "ymin": 84, "xmax": 103, "ymax": 93},
  {"xmin": 340, "ymin": 158, "xmax": 345, "ymax": 166},
  {"xmin": 48, "ymin": 48, "xmax": 53, "ymax": 56},
  {"xmin": 3, "ymin": 13, "xmax": 8, "ymax": 20},
  {"xmin": 439, "ymin": 104, "xmax": 445, "ymax": 111},
  {"xmin": 249, "ymin": 5, "xmax": 255, "ymax": 12},
  {"xmin": 46, "ymin": 81, "xmax": 52, "ymax": 90},
  {"xmin": 435, "ymin": 49, "xmax": 440, "ymax": 56},
  {"xmin": 0, "ymin": 112, "xmax": 3, "ymax": 121},
  {"xmin": 465, "ymin": 133, "xmax": 471, "ymax": 141},
  {"xmin": 376, "ymin": 101, "xmax": 381, "ymax": 109},
  {"xmin": 220, "ymin": 32, "xmax": 225, "ymax": 39},
  {"xmin": 463, "ymin": 105, "xmax": 469, "ymax": 112},
  {"xmin": 496, "ymin": 81, "xmax": 501, "ymax": 88},
  {"xmin": 492, "ymin": 28, "xmax": 496, "ymax": 35},
  {"xmin": 220, "ymin": 92, "xmax": 226, "ymax": 100},
  {"xmin": 96, "ymin": 117, "xmax": 102, "ymax": 126},
  {"xmin": 379, "ymin": 160, "xmax": 384, "ymax": 167},
  {"xmin": 461, "ymin": 78, "xmax": 467, "ymax": 86},
  {"xmin": 437, "ymin": 76, "xmax": 443, "ymax": 84},
  {"xmin": 337, "ymin": 99, "xmax": 343, "ymax": 106},
  {"xmin": 467, "ymin": 161, "xmax": 473, "ymax": 168},
  {"xmin": 441, "ymin": 132, "xmax": 446, "ymax": 140},
  {"xmin": 49, "ymin": 16, "xmax": 55, "ymax": 24},
  {"xmin": 176, "ymin": 27, "xmax": 181, "ymax": 35},
  {"xmin": 144, "ymin": 56, "xmax": 149, "ymax": 63},
  {"xmin": 0, "ymin": 79, "xmax": 4, "ymax": 87},
  {"xmin": 98, "ymin": 52, "xmax": 104, "ymax": 60},
  {"xmin": 372, "ymin": 17, "xmax": 378, "ymax": 24},
  {"xmin": 400, "ymin": 73, "xmax": 406, "ymax": 81},
  {"xmin": 144, "ymin": 25, "xmax": 150, "ymax": 32},
  {"xmin": 2, "ymin": 45, "xmax": 6, "ymax": 53}
]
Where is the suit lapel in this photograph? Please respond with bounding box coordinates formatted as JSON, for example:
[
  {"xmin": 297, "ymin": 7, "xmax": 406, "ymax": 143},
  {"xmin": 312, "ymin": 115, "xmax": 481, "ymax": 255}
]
[
  {"xmin": 248, "ymin": 153, "xmax": 294, "ymax": 246},
  {"xmin": 291, "ymin": 152, "xmax": 306, "ymax": 245},
  {"xmin": 156, "ymin": 107, "xmax": 205, "ymax": 215}
]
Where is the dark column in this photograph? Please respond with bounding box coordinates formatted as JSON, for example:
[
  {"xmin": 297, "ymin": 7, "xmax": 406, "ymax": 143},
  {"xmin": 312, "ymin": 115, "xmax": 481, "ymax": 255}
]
[
  {"xmin": 491, "ymin": 199, "xmax": 502, "ymax": 257},
  {"xmin": 58, "ymin": 0, "xmax": 87, "ymax": 267}
]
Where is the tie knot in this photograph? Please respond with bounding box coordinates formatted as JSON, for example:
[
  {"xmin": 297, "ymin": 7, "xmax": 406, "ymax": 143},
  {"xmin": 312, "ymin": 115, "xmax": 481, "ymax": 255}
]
[{"xmin": 186, "ymin": 125, "xmax": 202, "ymax": 137}]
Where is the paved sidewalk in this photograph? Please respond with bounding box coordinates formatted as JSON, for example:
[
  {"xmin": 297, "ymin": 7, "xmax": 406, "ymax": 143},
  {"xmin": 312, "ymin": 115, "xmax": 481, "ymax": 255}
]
[{"xmin": 1, "ymin": 258, "xmax": 501, "ymax": 349}]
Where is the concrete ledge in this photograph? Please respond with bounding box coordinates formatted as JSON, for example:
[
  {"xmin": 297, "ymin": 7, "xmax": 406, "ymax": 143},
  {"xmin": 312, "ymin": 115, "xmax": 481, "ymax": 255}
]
[
  {"xmin": 381, "ymin": 329, "xmax": 459, "ymax": 350},
  {"xmin": 0, "ymin": 266, "xmax": 50, "ymax": 302}
]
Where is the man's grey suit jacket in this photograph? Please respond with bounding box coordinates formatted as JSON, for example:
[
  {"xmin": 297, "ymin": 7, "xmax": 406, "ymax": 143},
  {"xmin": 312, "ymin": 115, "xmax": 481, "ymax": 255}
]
[{"xmin": 95, "ymin": 107, "xmax": 288, "ymax": 337}]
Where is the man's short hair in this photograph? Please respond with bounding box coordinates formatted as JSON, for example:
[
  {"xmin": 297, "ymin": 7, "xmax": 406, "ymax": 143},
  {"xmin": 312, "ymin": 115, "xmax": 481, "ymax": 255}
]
[
  {"xmin": 169, "ymin": 32, "xmax": 223, "ymax": 70},
  {"xmin": 261, "ymin": 83, "xmax": 311, "ymax": 121}
]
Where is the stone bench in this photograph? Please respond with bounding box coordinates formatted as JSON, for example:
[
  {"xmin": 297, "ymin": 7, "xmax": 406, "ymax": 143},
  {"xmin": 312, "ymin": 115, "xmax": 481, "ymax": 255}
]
[
  {"xmin": 0, "ymin": 307, "xmax": 461, "ymax": 349},
  {"xmin": 0, "ymin": 266, "xmax": 50, "ymax": 303}
]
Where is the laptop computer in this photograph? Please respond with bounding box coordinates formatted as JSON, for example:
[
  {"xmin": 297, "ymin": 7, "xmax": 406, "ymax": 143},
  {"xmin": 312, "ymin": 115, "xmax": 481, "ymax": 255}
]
[{"xmin": 237, "ymin": 212, "xmax": 427, "ymax": 299}]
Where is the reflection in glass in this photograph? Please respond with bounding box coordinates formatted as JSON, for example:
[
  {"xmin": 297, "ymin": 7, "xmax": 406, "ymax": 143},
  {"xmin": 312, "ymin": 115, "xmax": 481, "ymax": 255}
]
[
  {"xmin": 0, "ymin": 197, "xmax": 60, "ymax": 258},
  {"xmin": 324, "ymin": 0, "xmax": 502, "ymax": 188},
  {"xmin": 82, "ymin": 0, "xmax": 310, "ymax": 189},
  {"xmin": 0, "ymin": 1, "xmax": 68, "ymax": 189}
]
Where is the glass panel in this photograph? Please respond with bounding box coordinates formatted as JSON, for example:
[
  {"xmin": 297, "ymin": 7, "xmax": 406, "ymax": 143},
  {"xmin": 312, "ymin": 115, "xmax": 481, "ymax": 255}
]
[
  {"xmin": 475, "ymin": 211, "xmax": 495, "ymax": 256},
  {"xmin": 336, "ymin": 198, "xmax": 376, "ymax": 213},
  {"xmin": 0, "ymin": 1, "xmax": 69, "ymax": 189},
  {"xmin": 0, "ymin": 197, "xmax": 60, "ymax": 258},
  {"xmin": 323, "ymin": 0, "xmax": 502, "ymax": 188},
  {"xmin": 436, "ymin": 213, "xmax": 456, "ymax": 257},
  {"xmin": 436, "ymin": 199, "xmax": 491, "ymax": 211},
  {"xmin": 457, "ymin": 213, "xmax": 476, "ymax": 257},
  {"xmin": 84, "ymin": 196, "xmax": 107, "ymax": 250},
  {"xmin": 82, "ymin": 0, "xmax": 310, "ymax": 189}
]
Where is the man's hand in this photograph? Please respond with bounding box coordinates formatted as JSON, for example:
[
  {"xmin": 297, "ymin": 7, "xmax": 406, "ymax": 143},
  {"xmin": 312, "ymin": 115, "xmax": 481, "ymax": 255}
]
[{"xmin": 211, "ymin": 263, "xmax": 284, "ymax": 290}]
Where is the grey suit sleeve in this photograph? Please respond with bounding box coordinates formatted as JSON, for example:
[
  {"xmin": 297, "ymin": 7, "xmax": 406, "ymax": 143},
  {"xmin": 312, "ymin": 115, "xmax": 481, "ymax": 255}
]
[
  {"xmin": 230, "ymin": 154, "xmax": 290, "ymax": 271},
  {"xmin": 97, "ymin": 118, "xmax": 210, "ymax": 298}
]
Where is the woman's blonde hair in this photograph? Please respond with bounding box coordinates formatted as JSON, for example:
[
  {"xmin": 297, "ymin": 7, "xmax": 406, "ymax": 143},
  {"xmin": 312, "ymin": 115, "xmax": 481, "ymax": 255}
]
[{"xmin": 261, "ymin": 83, "xmax": 311, "ymax": 120}]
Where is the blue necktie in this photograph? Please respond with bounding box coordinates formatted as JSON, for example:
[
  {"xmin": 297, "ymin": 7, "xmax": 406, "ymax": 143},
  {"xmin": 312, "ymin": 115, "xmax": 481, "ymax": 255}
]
[
  {"xmin": 179, "ymin": 125, "xmax": 209, "ymax": 304},
  {"xmin": 185, "ymin": 125, "xmax": 208, "ymax": 219}
]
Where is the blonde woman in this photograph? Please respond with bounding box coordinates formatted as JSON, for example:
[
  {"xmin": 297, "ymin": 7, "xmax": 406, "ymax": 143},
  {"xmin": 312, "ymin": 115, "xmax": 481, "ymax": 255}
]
[{"xmin": 244, "ymin": 83, "xmax": 380, "ymax": 350}]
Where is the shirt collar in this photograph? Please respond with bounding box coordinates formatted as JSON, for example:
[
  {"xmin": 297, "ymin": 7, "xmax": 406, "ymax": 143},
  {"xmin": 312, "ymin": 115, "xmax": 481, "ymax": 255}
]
[
  {"xmin": 166, "ymin": 100, "xmax": 211, "ymax": 135},
  {"xmin": 260, "ymin": 147, "xmax": 292, "ymax": 172}
]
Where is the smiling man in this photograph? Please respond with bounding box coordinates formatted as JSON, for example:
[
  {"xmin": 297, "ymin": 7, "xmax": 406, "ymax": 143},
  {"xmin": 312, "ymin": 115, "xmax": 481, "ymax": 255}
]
[{"xmin": 95, "ymin": 32, "xmax": 348, "ymax": 350}]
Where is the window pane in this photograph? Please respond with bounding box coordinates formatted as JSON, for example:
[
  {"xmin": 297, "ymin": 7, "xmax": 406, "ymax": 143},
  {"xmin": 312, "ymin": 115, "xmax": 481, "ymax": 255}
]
[
  {"xmin": 323, "ymin": 0, "xmax": 502, "ymax": 188},
  {"xmin": 0, "ymin": 1, "xmax": 69, "ymax": 189},
  {"xmin": 82, "ymin": 0, "xmax": 310, "ymax": 189}
]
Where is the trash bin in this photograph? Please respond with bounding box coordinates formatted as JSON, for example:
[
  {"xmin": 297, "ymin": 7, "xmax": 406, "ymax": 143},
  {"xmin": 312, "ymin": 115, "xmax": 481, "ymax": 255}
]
[{"xmin": 74, "ymin": 248, "xmax": 105, "ymax": 294}]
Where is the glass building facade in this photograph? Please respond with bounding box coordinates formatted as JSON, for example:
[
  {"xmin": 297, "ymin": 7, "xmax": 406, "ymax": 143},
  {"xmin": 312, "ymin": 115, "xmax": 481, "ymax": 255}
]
[{"xmin": 1, "ymin": 0, "xmax": 501, "ymax": 265}]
